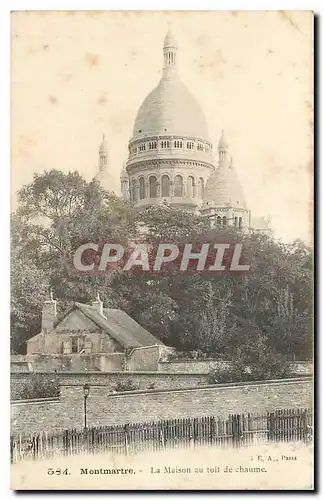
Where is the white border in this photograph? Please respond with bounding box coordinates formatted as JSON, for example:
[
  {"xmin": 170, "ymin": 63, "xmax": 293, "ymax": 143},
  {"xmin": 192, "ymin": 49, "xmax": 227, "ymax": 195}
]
[{"xmin": 2, "ymin": 1, "xmax": 319, "ymax": 497}]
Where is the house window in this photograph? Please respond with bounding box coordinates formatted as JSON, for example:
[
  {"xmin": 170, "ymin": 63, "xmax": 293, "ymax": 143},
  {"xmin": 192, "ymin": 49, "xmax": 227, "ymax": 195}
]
[
  {"xmin": 174, "ymin": 140, "xmax": 182, "ymax": 148},
  {"xmin": 63, "ymin": 340, "xmax": 71, "ymax": 354},
  {"xmin": 186, "ymin": 141, "xmax": 194, "ymax": 149},
  {"xmin": 71, "ymin": 337, "xmax": 78, "ymax": 353},
  {"xmin": 71, "ymin": 337, "xmax": 85, "ymax": 354},
  {"xmin": 85, "ymin": 338, "xmax": 92, "ymax": 354}
]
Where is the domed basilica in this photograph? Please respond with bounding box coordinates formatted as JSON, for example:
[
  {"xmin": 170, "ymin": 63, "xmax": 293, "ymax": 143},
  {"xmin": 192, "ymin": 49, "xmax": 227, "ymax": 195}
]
[{"xmin": 95, "ymin": 29, "xmax": 269, "ymax": 232}]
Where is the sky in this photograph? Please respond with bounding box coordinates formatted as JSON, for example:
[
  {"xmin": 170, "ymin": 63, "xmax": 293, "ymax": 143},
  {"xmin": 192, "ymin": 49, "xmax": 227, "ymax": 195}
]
[{"xmin": 11, "ymin": 10, "xmax": 313, "ymax": 244}]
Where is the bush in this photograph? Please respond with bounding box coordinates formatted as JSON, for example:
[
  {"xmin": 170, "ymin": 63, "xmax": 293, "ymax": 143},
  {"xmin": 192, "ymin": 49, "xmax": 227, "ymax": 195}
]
[
  {"xmin": 112, "ymin": 379, "xmax": 140, "ymax": 393},
  {"xmin": 11, "ymin": 373, "xmax": 60, "ymax": 400},
  {"xmin": 165, "ymin": 350, "xmax": 226, "ymax": 361},
  {"xmin": 209, "ymin": 332, "xmax": 293, "ymax": 384}
]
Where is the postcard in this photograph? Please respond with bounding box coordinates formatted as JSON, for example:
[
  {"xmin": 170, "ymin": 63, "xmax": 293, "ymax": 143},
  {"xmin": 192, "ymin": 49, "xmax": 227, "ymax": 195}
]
[{"xmin": 10, "ymin": 10, "xmax": 314, "ymax": 490}]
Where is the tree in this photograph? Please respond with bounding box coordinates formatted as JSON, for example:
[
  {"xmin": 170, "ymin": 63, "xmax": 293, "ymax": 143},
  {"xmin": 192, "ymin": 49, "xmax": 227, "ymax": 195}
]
[
  {"xmin": 11, "ymin": 175, "xmax": 312, "ymax": 362},
  {"xmin": 10, "ymin": 245, "xmax": 49, "ymax": 353},
  {"xmin": 11, "ymin": 170, "xmax": 136, "ymax": 352},
  {"xmin": 209, "ymin": 321, "xmax": 292, "ymax": 383}
]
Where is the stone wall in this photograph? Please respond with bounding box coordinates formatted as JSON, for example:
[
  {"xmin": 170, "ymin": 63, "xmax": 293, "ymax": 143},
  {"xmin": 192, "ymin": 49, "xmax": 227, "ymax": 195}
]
[
  {"xmin": 290, "ymin": 362, "xmax": 313, "ymax": 375},
  {"xmin": 126, "ymin": 346, "xmax": 175, "ymax": 371},
  {"xmin": 158, "ymin": 360, "xmax": 313, "ymax": 375},
  {"xmin": 11, "ymin": 378, "xmax": 312, "ymax": 436},
  {"xmin": 11, "ymin": 353, "xmax": 126, "ymax": 373},
  {"xmin": 158, "ymin": 359, "xmax": 231, "ymax": 373},
  {"xmin": 11, "ymin": 354, "xmax": 313, "ymax": 375},
  {"xmin": 11, "ymin": 371, "xmax": 209, "ymax": 397}
]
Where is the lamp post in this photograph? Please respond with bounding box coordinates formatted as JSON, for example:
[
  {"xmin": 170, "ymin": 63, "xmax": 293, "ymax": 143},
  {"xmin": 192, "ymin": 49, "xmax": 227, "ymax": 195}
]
[{"xmin": 83, "ymin": 383, "xmax": 90, "ymax": 430}]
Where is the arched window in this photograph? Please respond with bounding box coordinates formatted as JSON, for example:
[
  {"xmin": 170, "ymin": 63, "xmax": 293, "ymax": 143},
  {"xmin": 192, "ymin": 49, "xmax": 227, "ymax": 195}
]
[
  {"xmin": 198, "ymin": 177, "xmax": 204, "ymax": 198},
  {"xmin": 132, "ymin": 179, "xmax": 137, "ymax": 202},
  {"xmin": 187, "ymin": 176, "xmax": 194, "ymax": 198},
  {"xmin": 174, "ymin": 175, "xmax": 184, "ymax": 197},
  {"xmin": 139, "ymin": 177, "xmax": 145, "ymax": 200},
  {"xmin": 239, "ymin": 217, "xmax": 242, "ymax": 228},
  {"xmin": 223, "ymin": 216, "xmax": 227, "ymax": 227},
  {"xmin": 161, "ymin": 175, "xmax": 170, "ymax": 197},
  {"xmin": 216, "ymin": 216, "xmax": 222, "ymax": 226},
  {"xmin": 149, "ymin": 176, "xmax": 157, "ymax": 198},
  {"xmin": 234, "ymin": 217, "xmax": 238, "ymax": 227}
]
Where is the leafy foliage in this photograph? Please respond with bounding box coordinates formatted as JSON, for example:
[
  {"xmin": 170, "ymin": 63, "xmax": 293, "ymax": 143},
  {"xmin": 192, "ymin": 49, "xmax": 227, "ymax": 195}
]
[
  {"xmin": 112, "ymin": 379, "xmax": 140, "ymax": 393},
  {"xmin": 11, "ymin": 170, "xmax": 312, "ymax": 377},
  {"xmin": 11, "ymin": 374, "xmax": 60, "ymax": 400}
]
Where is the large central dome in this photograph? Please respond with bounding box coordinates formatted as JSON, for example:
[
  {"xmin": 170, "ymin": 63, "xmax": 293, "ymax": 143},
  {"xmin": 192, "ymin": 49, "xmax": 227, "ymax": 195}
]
[
  {"xmin": 131, "ymin": 29, "xmax": 209, "ymax": 142},
  {"xmin": 125, "ymin": 29, "xmax": 215, "ymax": 212},
  {"xmin": 133, "ymin": 76, "xmax": 209, "ymax": 141}
]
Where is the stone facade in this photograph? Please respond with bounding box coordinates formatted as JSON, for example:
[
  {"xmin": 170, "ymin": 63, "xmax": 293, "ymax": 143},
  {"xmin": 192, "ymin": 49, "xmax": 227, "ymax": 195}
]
[
  {"xmin": 124, "ymin": 29, "xmax": 214, "ymax": 213},
  {"xmin": 24, "ymin": 295, "xmax": 167, "ymax": 371},
  {"xmin": 27, "ymin": 306, "xmax": 122, "ymax": 356},
  {"xmin": 109, "ymin": 29, "xmax": 270, "ymax": 234},
  {"xmin": 11, "ymin": 378, "xmax": 312, "ymax": 436},
  {"xmin": 13, "ymin": 345, "xmax": 173, "ymax": 373}
]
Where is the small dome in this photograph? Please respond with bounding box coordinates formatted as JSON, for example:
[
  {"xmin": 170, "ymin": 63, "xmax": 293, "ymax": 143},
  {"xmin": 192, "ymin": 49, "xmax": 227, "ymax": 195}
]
[
  {"xmin": 164, "ymin": 28, "xmax": 178, "ymax": 48},
  {"xmin": 203, "ymin": 157, "xmax": 246, "ymax": 208},
  {"xmin": 95, "ymin": 169, "xmax": 115, "ymax": 192},
  {"xmin": 218, "ymin": 129, "xmax": 229, "ymax": 149}
]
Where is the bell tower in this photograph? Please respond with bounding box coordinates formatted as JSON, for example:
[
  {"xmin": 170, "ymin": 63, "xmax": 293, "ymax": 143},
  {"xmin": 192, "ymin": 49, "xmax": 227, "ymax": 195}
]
[
  {"xmin": 99, "ymin": 134, "xmax": 108, "ymax": 170},
  {"xmin": 120, "ymin": 162, "xmax": 130, "ymax": 200},
  {"xmin": 163, "ymin": 27, "xmax": 178, "ymax": 74}
]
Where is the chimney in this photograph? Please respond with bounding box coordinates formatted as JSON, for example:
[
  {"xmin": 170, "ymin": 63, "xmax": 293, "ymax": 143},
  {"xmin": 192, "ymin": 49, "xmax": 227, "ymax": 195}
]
[
  {"xmin": 41, "ymin": 289, "xmax": 57, "ymax": 333},
  {"xmin": 92, "ymin": 292, "xmax": 104, "ymax": 316}
]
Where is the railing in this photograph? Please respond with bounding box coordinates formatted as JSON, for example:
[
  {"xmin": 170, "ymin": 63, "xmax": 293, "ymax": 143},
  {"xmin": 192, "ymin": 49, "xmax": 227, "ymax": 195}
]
[{"xmin": 10, "ymin": 407, "xmax": 313, "ymax": 464}]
